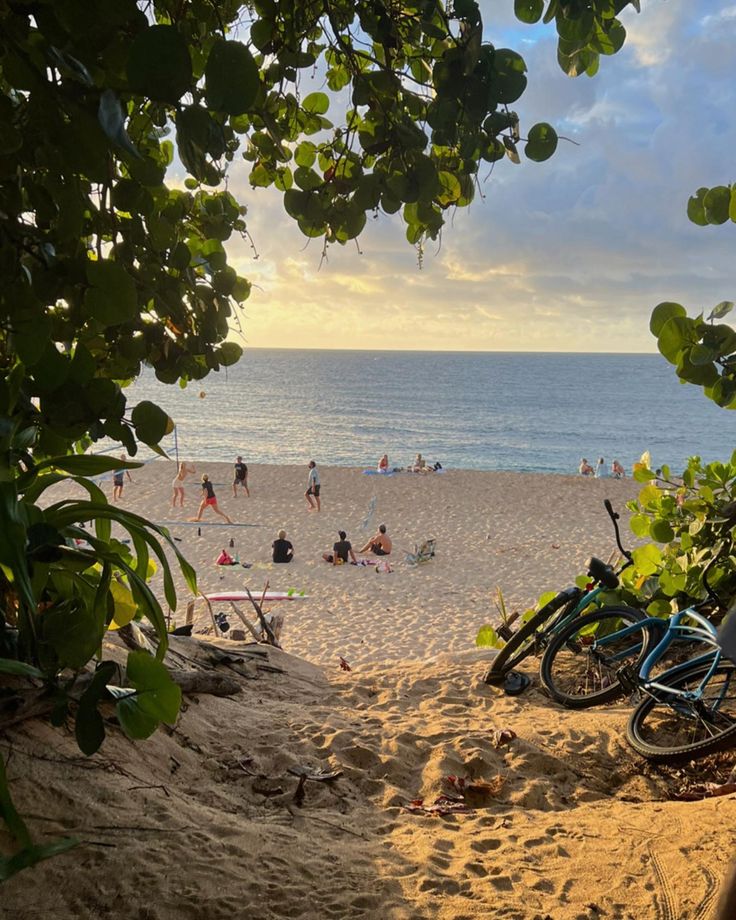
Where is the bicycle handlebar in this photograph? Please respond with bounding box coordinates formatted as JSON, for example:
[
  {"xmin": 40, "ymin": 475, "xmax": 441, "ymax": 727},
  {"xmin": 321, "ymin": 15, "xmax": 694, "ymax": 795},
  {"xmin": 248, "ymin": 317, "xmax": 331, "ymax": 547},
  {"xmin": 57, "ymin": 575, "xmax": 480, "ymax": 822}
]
[{"xmin": 604, "ymin": 498, "xmax": 633, "ymax": 563}]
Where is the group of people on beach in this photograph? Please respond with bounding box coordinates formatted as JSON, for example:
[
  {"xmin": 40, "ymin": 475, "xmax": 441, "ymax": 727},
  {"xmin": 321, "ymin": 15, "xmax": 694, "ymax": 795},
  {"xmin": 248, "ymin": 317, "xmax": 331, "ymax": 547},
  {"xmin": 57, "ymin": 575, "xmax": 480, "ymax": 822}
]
[
  {"xmin": 377, "ymin": 453, "xmax": 442, "ymax": 473},
  {"xmin": 579, "ymin": 457, "xmax": 626, "ymax": 479}
]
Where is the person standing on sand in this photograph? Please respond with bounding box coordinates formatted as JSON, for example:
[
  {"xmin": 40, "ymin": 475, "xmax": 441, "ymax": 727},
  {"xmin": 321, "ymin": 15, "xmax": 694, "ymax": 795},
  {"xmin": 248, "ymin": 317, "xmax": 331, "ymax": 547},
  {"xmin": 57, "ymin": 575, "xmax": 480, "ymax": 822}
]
[
  {"xmin": 192, "ymin": 474, "xmax": 232, "ymax": 524},
  {"xmin": 359, "ymin": 524, "xmax": 392, "ymax": 556},
  {"xmin": 112, "ymin": 455, "xmax": 132, "ymax": 501},
  {"xmin": 233, "ymin": 455, "xmax": 250, "ymax": 498},
  {"xmin": 305, "ymin": 460, "xmax": 321, "ymax": 511},
  {"xmin": 272, "ymin": 529, "xmax": 294, "ymax": 564},
  {"xmin": 171, "ymin": 461, "xmax": 196, "ymax": 507},
  {"xmin": 594, "ymin": 457, "xmax": 606, "ymax": 479}
]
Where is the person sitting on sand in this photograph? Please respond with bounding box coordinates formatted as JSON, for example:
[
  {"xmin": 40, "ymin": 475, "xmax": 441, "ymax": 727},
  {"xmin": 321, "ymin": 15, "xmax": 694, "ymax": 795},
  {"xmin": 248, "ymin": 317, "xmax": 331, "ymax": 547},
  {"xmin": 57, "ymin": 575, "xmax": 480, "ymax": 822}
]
[
  {"xmin": 359, "ymin": 523, "xmax": 392, "ymax": 556},
  {"xmin": 322, "ymin": 530, "xmax": 357, "ymax": 566},
  {"xmin": 611, "ymin": 459, "xmax": 625, "ymax": 479},
  {"xmin": 192, "ymin": 474, "xmax": 232, "ymax": 524},
  {"xmin": 171, "ymin": 460, "xmax": 196, "ymax": 507},
  {"xmin": 411, "ymin": 453, "xmax": 428, "ymax": 473},
  {"xmin": 378, "ymin": 453, "xmax": 389, "ymax": 472},
  {"xmin": 272, "ymin": 529, "xmax": 294, "ymax": 564},
  {"xmin": 579, "ymin": 458, "xmax": 594, "ymax": 476}
]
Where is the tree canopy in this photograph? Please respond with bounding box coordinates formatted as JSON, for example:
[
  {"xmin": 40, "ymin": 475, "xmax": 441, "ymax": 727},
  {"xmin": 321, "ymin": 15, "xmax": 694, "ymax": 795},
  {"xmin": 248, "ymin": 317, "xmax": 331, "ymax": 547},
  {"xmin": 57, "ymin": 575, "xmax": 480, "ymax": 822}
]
[{"xmin": 0, "ymin": 0, "xmax": 641, "ymax": 879}]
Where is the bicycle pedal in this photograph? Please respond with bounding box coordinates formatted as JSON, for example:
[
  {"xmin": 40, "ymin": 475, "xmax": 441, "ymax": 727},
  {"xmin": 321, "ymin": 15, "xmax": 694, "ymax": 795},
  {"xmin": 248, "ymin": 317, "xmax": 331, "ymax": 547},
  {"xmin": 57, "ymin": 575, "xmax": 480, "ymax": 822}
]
[{"xmin": 616, "ymin": 664, "xmax": 638, "ymax": 694}]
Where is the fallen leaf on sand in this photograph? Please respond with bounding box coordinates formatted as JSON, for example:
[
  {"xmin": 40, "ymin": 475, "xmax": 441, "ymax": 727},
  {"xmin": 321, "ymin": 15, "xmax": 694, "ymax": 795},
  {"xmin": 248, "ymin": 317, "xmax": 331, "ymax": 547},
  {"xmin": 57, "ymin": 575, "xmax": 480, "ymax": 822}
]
[
  {"xmin": 338, "ymin": 656, "xmax": 352, "ymax": 671},
  {"xmin": 403, "ymin": 795, "xmax": 474, "ymax": 817},
  {"xmin": 492, "ymin": 729, "xmax": 517, "ymax": 749},
  {"xmin": 672, "ymin": 782, "xmax": 736, "ymax": 802}
]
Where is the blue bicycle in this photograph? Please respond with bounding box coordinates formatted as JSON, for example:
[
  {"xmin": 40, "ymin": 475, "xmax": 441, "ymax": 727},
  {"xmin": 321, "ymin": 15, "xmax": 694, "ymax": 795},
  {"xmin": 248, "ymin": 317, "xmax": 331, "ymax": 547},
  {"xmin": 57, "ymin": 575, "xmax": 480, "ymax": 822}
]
[{"xmin": 540, "ymin": 551, "xmax": 736, "ymax": 762}]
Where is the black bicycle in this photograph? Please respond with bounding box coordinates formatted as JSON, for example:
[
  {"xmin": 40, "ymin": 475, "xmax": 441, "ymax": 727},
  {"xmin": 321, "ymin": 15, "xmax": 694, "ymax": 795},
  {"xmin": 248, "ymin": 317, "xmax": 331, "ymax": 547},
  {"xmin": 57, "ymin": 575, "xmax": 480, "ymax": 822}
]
[{"xmin": 484, "ymin": 499, "xmax": 641, "ymax": 692}]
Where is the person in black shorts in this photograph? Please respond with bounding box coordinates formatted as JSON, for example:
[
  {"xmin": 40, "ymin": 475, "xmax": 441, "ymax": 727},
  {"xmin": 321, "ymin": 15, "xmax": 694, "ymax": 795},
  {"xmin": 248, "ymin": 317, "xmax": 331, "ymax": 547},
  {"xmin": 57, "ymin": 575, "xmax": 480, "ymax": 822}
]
[
  {"xmin": 359, "ymin": 524, "xmax": 392, "ymax": 556},
  {"xmin": 272, "ymin": 530, "xmax": 294, "ymax": 564},
  {"xmin": 233, "ymin": 456, "xmax": 249, "ymax": 497},
  {"xmin": 322, "ymin": 530, "xmax": 357, "ymax": 566}
]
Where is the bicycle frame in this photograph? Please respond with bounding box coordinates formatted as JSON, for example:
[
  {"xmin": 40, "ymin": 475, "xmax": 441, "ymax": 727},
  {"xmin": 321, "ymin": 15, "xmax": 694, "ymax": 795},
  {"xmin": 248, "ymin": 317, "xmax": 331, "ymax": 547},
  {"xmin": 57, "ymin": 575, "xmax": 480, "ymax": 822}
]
[{"xmin": 588, "ymin": 607, "xmax": 722, "ymax": 701}]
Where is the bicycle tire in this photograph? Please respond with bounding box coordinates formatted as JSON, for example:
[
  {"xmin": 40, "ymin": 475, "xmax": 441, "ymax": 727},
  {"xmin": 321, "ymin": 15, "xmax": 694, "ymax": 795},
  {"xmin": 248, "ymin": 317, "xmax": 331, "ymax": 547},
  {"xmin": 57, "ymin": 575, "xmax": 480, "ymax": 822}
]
[
  {"xmin": 483, "ymin": 588, "xmax": 580, "ymax": 685},
  {"xmin": 626, "ymin": 659, "xmax": 736, "ymax": 762},
  {"xmin": 540, "ymin": 605, "xmax": 649, "ymax": 708}
]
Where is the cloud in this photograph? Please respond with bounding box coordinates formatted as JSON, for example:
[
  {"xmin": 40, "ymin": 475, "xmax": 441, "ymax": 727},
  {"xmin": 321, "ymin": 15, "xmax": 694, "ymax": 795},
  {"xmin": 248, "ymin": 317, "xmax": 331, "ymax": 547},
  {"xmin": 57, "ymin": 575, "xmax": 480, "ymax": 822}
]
[{"xmin": 219, "ymin": 2, "xmax": 736, "ymax": 353}]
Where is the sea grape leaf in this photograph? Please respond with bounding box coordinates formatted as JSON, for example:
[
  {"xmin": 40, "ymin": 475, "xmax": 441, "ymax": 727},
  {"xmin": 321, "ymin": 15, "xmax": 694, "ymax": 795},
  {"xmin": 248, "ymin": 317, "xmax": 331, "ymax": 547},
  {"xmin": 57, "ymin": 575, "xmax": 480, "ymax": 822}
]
[
  {"xmin": 131, "ymin": 400, "xmax": 173, "ymax": 445},
  {"xmin": 205, "ymin": 40, "xmax": 259, "ymax": 115},
  {"xmin": 127, "ymin": 25, "xmax": 192, "ymax": 103}
]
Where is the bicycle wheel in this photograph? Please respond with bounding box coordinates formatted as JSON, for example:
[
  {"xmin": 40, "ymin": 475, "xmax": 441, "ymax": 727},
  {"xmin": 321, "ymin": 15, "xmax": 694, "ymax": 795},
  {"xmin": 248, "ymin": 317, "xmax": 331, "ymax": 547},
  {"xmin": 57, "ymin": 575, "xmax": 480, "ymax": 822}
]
[
  {"xmin": 540, "ymin": 605, "xmax": 649, "ymax": 708},
  {"xmin": 626, "ymin": 659, "xmax": 736, "ymax": 762},
  {"xmin": 483, "ymin": 588, "xmax": 580, "ymax": 685}
]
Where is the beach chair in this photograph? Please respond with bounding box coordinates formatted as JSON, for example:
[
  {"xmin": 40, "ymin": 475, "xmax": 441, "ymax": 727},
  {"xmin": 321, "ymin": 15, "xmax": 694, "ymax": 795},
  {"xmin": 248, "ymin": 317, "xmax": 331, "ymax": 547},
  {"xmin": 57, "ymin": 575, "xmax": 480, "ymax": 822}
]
[{"xmin": 405, "ymin": 539, "xmax": 436, "ymax": 565}]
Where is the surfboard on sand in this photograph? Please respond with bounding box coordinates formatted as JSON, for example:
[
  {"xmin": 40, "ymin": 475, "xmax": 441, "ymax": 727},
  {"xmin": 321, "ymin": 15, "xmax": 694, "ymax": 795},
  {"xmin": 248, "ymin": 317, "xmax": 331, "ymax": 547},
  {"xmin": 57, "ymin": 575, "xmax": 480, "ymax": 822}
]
[{"xmin": 205, "ymin": 591, "xmax": 308, "ymax": 603}]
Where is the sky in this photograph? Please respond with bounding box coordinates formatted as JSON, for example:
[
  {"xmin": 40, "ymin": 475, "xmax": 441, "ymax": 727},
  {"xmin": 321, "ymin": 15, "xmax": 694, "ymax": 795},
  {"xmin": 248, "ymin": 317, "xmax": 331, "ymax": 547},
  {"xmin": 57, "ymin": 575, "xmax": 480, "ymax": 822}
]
[{"xmin": 219, "ymin": 2, "xmax": 736, "ymax": 353}]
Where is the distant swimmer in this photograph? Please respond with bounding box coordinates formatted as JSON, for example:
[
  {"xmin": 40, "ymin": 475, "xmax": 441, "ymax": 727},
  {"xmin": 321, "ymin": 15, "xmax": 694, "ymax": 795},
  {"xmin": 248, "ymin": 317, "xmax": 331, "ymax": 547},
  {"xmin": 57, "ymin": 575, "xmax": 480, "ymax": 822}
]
[
  {"xmin": 579, "ymin": 458, "xmax": 594, "ymax": 476},
  {"xmin": 192, "ymin": 474, "xmax": 232, "ymax": 524},
  {"xmin": 171, "ymin": 461, "xmax": 196, "ymax": 507},
  {"xmin": 233, "ymin": 456, "xmax": 250, "ymax": 498},
  {"xmin": 360, "ymin": 523, "xmax": 392, "ymax": 556},
  {"xmin": 611, "ymin": 459, "xmax": 625, "ymax": 479},
  {"xmin": 305, "ymin": 460, "xmax": 321, "ymax": 512}
]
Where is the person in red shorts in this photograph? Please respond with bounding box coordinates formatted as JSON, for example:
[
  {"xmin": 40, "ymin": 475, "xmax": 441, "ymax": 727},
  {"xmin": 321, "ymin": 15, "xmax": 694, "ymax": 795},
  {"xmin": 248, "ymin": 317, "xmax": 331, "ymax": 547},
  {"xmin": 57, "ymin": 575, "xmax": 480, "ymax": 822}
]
[{"xmin": 192, "ymin": 474, "xmax": 232, "ymax": 524}]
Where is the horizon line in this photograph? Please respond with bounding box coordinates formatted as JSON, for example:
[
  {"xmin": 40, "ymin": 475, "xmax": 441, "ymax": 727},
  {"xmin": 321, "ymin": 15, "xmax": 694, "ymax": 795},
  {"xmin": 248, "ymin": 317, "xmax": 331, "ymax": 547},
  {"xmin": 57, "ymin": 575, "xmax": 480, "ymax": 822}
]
[{"xmin": 239, "ymin": 344, "xmax": 660, "ymax": 356}]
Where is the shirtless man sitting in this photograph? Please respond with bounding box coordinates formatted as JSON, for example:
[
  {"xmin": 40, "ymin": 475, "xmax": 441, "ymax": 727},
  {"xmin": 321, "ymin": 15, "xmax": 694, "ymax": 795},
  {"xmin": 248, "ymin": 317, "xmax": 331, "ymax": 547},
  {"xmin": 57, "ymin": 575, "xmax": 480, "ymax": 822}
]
[{"xmin": 359, "ymin": 524, "xmax": 392, "ymax": 556}]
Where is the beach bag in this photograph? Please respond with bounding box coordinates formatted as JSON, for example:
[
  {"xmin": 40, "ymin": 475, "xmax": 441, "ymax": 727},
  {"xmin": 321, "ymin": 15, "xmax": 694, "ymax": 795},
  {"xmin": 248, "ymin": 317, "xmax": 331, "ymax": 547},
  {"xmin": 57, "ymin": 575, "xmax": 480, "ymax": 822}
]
[{"xmin": 216, "ymin": 550, "xmax": 234, "ymax": 566}]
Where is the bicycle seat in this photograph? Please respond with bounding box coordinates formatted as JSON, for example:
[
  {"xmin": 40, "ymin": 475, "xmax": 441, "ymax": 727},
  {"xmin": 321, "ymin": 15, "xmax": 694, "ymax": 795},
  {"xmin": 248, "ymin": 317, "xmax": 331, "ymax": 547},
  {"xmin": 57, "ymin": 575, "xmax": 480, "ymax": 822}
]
[{"xmin": 586, "ymin": 556, "xmax": 619, "ymax": 589}]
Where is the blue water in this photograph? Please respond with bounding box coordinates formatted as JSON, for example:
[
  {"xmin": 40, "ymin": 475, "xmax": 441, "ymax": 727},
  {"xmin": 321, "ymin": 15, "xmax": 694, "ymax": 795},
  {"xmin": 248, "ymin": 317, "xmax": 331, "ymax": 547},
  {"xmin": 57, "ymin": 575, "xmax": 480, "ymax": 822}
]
[{"xmin": 121, "ymin": 351, "xmax": 734, "ymax": 474}]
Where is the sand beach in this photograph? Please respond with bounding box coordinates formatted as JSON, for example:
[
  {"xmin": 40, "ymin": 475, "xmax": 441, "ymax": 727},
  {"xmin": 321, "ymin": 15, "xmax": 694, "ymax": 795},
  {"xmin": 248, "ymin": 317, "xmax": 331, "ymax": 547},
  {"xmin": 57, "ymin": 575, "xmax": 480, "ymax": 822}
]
[{"xmin": 2, "ymin": 462, "xmax": 735, "ymax": 919}]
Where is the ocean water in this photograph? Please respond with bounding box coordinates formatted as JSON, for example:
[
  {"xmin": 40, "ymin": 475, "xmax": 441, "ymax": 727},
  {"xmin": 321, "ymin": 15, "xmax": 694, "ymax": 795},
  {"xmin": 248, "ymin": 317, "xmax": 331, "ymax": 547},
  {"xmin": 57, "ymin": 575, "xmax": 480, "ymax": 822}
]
[{"xmin": 121, "ymin": 350, "xmax": 734, "ymax": 474}]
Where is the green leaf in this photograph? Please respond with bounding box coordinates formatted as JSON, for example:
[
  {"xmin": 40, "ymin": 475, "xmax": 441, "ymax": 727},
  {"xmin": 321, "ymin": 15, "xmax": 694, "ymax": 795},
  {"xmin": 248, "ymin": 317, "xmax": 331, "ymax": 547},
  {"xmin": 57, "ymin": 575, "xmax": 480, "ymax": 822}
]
[
  {"xmin": 649, "ymin": 520, "xmax": 674, "ymax": 543},
  {"xmin": 75, "ymin": 661, "xmax": 117, "ymax": 756},
  {"xmin": 475, "ymin": 624, "xmax": 502, "ymax": 648},
  {"xmin": 657, "ymin": 316, "xmax": 695, "ymax": 364},
  {"xmin": 650, "ymin": 301, "xmax": 686, "ymax": 336},
  {"xmin": 131, "ymin": 400, "xmax": 173, "ymax": 445},
  {"xmin": 646, "ymin": 599, "xmax": 672, "ymax": 617},
  {"xmin": 708, "ymin": 301, "xmax": 734, "ymax": 321},
  {"xmin": 114, "ymin": 651, "xmax": 182, "ymax": 739},
  {"xmin": 205, "ymin": 40, "xmax": 260, "ymax": 116},
  {"xmin": 687, "ymin": 188, "xmax": 708, "ymax": 226},
  {"xmin": 0, "ymin": 838, "xmax": 78, "ymax": 882},
  {"xmin": 84, "ymin": 260, "xmax": 138, "ymax": 326},
  {"xmin": 629, "ymin": 514, "xmax": 651, "ymax": 538},
  {"xmin": 0, "ymin": 659, "xmax": 43, "ymax": 679},
  {"xmin": 525, "ymin": 122, "xmax": 558, "ymax": 162},
  {"xmin": 0, "ymin": 753, "xmax": 31, "ymax": 849},
  {"xmin": 127, "ymin": 25, "xmax": 192, "ymax": 103},
  {"xmin": 302, "ymin": 92, "xmax": 329, "ymax": 115},
  {"xmin": 514, "ymin": 0, "xmax": 543, "ymax": 23},
  {"xmin": 632, "ymin": 543, "xmax": 662, "ymax": 577},
  {"xmin": 703, "ymin": 186, "xmax": 731, "ymax": 225}
]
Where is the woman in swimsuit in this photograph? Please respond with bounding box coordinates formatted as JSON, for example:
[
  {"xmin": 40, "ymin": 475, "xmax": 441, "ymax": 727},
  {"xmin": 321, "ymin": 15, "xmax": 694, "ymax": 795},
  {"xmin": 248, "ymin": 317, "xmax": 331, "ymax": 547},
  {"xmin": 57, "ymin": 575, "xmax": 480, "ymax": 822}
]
[
  {"xmin": 171, "ymin": 461, "xmax": 196, "ymax": 507},
  {"xmin": 192, "ymin": 474, "xmax": 233, "ymax": 524}
]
